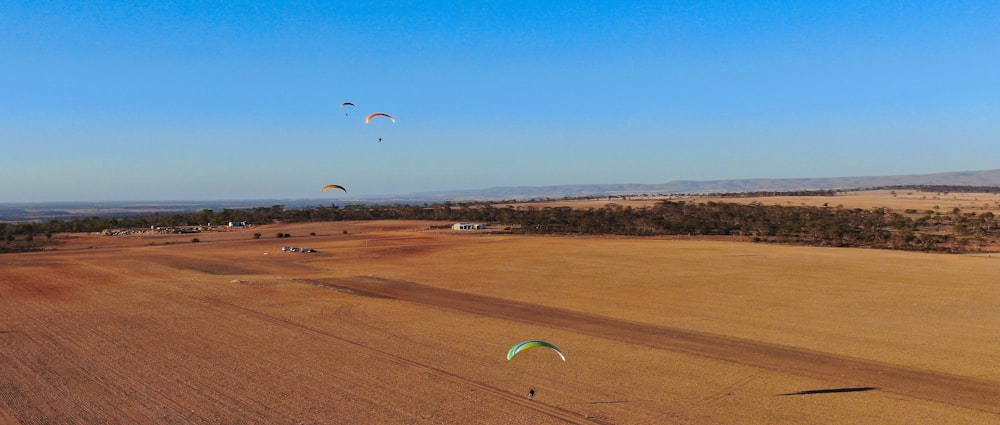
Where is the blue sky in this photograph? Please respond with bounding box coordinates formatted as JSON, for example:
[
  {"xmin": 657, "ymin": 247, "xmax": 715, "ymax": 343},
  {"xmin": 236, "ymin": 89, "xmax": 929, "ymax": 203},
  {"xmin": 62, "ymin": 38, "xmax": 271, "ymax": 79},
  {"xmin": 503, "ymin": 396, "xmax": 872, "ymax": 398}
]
[{"xmin": 2, "ymin": 1, "xmax": 998, "ymax": 202}]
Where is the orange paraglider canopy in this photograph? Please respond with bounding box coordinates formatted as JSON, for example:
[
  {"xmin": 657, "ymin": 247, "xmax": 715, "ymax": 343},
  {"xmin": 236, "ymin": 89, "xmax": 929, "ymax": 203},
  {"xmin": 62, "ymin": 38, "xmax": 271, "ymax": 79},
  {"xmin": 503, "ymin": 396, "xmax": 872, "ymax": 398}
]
[{"xmin": 364, "ymin": 112, "xmax": 395, "ymax": 124}]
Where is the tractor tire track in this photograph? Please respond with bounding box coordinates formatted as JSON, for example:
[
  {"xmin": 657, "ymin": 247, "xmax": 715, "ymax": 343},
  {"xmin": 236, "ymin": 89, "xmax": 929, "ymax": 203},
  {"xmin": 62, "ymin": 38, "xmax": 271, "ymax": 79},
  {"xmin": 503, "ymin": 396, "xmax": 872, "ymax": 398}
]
[{"xmin": 199, "ymin": 297, "xmax": 602, "ymax": 424}]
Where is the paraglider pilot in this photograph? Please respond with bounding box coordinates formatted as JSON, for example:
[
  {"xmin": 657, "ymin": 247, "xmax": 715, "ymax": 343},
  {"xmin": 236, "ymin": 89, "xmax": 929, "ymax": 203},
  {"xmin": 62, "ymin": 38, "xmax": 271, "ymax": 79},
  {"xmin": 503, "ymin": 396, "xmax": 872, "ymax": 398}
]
[{"xmin": 528, "ymin": 388, "xmax": 535, "ymax": 399}]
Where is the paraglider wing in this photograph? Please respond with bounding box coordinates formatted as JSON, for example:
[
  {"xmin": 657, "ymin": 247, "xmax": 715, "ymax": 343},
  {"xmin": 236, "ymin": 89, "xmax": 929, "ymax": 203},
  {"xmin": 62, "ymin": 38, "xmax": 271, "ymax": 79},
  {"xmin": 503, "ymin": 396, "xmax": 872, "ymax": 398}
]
[
  {"xmin": 506, "ymin": 340, "xmax": 566, "ymax": 361},
  {"xmin": 321, "ymin": 184, "xmax": 347, "ymax": 192},
  {"xmin": 365, "ymin": 112, "xmax": 396, "ymax": 124},
  {"xmin": 340, "ymin": 102, "xmax": 356, "ymax": 116}
]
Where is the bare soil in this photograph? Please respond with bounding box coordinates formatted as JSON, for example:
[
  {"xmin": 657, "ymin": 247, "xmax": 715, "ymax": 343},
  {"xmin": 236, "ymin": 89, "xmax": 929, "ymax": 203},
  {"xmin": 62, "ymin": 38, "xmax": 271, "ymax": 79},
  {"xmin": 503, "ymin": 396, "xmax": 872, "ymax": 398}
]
[
  {"xmin": 498, "ymin": 189, "xmax": 1000, "ymax": 216},
  {"xmin": 1, "ymin": 217, "xmax": 998, "ymax": 424}
]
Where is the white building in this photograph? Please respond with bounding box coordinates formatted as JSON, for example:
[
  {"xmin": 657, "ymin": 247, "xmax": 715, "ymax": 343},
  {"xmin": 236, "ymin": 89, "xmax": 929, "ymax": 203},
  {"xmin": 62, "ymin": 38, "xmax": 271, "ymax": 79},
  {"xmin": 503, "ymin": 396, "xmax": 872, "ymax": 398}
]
[{"xmin": 452, "ymin": 222, "xmax": 485, "ymax": 230}]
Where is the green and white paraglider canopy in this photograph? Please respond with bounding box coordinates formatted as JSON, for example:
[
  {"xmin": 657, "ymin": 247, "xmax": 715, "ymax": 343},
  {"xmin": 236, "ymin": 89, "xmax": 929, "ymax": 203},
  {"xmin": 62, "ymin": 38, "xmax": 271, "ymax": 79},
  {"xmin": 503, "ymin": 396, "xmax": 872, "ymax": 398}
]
[{"xmin": 506, "ymin": 340, "xmax": 566, "ymax": 361}]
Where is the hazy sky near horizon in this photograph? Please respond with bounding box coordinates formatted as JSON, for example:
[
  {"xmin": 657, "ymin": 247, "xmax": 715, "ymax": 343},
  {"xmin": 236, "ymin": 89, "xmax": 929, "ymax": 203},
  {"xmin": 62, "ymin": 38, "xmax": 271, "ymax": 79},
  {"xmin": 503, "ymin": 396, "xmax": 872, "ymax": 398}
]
[{"xmin": 3, "ymin": 1, "xmax": 999, "ymax": 202}]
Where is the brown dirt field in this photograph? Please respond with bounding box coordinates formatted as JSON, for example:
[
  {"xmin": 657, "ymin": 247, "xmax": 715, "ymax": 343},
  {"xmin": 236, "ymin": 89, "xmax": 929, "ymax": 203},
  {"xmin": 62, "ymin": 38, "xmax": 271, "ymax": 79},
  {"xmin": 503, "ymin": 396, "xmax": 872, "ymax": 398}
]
[
  {"xmin": 498, "ymin": 189, "xmax": 1000, "ymax": 215},
  {"xmin": 698, "ymin": 190, "xmax": 1000, "ymax": 215},
  {"xmin": 1, "ymin": 220, "xmax": 998, "ymax": 424}
]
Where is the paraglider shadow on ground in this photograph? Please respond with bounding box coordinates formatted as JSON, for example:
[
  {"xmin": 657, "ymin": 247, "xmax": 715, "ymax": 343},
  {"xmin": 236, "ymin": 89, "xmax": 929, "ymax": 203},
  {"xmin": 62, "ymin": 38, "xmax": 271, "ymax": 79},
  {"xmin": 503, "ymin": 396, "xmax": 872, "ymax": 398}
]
[{"xmin": 777, "ymin": 386, "xmax": 877, "ymax": 396}]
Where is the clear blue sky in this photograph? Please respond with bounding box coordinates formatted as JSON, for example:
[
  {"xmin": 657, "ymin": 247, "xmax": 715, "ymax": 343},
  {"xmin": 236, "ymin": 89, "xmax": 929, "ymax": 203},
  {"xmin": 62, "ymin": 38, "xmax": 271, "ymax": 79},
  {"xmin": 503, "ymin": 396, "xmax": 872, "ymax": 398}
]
[{"xmin": 2, "ymin": 1, "xmax": 998, "ymax": 202}]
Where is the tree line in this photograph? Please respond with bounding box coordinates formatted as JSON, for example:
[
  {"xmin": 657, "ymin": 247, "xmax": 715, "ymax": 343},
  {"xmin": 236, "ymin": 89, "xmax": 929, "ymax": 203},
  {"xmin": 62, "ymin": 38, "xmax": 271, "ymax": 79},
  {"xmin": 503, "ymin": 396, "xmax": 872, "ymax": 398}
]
[
  {"xmin": 3, "ymin": 192, "xmax": 998, "ymax": 254},
  {"xmin": 500, "ymin": 201, "xmax": 996, "ymax": 252}
]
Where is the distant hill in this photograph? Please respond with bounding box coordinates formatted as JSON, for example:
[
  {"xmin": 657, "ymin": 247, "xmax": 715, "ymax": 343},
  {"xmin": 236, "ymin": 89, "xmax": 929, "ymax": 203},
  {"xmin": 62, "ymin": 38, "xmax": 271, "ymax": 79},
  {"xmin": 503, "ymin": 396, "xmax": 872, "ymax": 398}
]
[
  {"xmin": 4, "ymin": 170, "xmax": 1000, "ymax": 222},
  {"xmin": 400, "ymin": 169, "xmax": 1000, "ymax": 201}
]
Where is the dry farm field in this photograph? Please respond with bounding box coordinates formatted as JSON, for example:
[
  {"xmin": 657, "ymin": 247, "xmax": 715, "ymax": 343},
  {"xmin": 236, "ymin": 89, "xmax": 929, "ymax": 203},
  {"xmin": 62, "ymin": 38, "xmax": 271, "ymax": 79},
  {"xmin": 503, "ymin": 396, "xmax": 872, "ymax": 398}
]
[
  {"xmin": 499, "ymin": 189, "xmax": 1000, "ymax": 216},
  {"xmin": 1, "ymin": 216, "xmax": 998, "ymax": 424}
]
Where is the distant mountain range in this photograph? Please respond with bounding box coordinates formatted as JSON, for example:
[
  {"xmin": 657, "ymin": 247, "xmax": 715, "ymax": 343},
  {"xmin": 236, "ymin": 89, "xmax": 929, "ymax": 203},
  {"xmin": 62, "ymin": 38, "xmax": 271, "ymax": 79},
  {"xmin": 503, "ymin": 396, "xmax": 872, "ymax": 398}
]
[
  {"xmin": 3, "ymin": 169, "xmax": 999, "ymax": 222},
  {"xmin": 396, "ymin": 169, "xmax": 1000, "ymax": 201}
]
